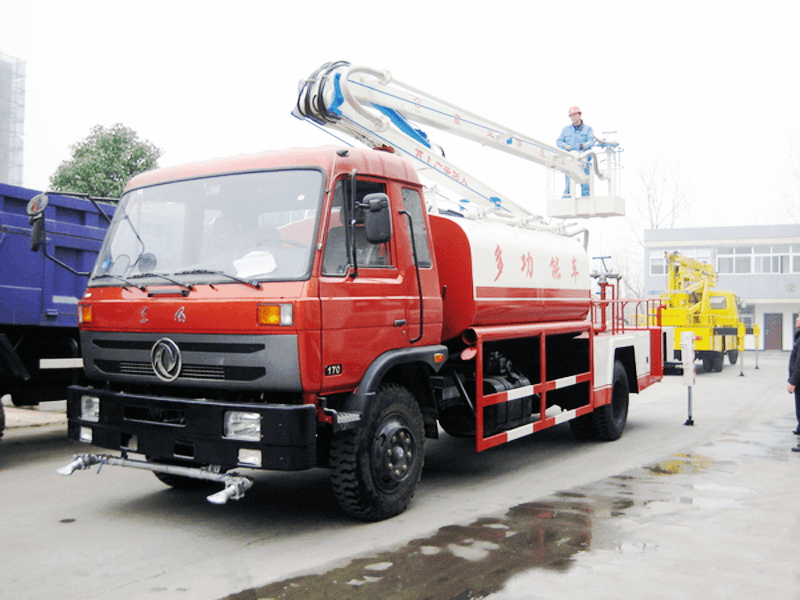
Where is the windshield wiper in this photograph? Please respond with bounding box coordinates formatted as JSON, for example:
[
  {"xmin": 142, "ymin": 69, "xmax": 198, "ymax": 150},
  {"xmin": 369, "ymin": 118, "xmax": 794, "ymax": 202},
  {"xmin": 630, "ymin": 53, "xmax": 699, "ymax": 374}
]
[
  {"xmin": 91, "ymin": 273, "xmax": 146, "ymax": 291},
  {"xmin": 129, "ymin": 272, "xmax": 194, "ymax": 292},
  {"xmin": 174, "ymin": 269, "xmax": 261, "ymax": 289}
]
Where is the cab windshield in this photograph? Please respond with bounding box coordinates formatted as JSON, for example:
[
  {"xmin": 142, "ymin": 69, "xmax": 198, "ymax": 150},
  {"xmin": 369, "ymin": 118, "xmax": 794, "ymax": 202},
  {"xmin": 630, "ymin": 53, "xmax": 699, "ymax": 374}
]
[{"xmin": 90, "ymin": 169, "xmax": 324, "ymax": 286}]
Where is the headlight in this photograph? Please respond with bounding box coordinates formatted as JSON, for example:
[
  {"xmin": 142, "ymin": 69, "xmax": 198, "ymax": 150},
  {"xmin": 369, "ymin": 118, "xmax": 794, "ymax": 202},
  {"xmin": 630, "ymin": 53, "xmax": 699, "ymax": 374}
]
[
  {"xmin": 81, "ymin": 395, "xmax": 100, "ymax": 422},
  {"xmin": 224, "ymin": 411, "xmax": 261, "ymax": 441}
]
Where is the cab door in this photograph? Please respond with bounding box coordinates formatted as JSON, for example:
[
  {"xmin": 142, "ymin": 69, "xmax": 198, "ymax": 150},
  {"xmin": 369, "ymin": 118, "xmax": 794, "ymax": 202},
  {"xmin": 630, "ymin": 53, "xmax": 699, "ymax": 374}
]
[{"xmin": 318, "ymin": 177, "xmax": 414, "ymax": 391}]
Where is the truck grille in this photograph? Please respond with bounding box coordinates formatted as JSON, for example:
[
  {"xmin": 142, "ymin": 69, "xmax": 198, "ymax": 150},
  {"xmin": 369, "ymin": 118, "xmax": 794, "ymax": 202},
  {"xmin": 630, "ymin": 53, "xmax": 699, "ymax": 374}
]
[
  {"xmin": 82, "ymin": 332, "xmax": 302, "ymax": 392},
  {"xmin": 96, "ymin": 360, "xmax": 264, "ymax": 382}
]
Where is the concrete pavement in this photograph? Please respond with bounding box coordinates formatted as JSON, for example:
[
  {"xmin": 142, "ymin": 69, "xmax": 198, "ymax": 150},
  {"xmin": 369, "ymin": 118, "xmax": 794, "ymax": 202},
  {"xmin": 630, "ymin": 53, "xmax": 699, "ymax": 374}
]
[
  {"xmin": 4, "ymin": 354, "xmax": 800, "ymax": 600},
  {"xmin": 2, "ymin": 395, "xmax": 67, "ymax": 430}
]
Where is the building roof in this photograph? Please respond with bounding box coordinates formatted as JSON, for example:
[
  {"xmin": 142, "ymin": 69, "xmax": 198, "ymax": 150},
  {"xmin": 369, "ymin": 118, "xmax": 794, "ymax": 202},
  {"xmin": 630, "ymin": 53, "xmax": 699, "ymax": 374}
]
[{"xmin": 644, "ymin": 224, "xmax": 800, "ymax": 247}]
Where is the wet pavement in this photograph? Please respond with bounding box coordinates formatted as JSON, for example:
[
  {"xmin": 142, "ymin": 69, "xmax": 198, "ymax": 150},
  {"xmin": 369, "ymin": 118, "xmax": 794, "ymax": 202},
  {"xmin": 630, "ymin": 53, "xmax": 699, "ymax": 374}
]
[{"xmin": 227, "ymin": 415, "xmax": 800, "ymax": 600}]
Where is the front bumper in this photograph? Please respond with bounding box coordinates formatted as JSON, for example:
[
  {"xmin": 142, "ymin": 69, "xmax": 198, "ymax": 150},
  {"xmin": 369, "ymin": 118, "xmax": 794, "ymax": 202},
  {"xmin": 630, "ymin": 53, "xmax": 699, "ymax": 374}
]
[{"xmin": 67, "ymin": 386, "xmax": 317, "ymax": 470}]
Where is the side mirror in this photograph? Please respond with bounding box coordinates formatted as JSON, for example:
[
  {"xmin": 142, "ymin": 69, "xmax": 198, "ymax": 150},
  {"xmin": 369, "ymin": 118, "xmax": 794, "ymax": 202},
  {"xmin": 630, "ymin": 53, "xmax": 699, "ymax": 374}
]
[
  {"xmin": 362, "ymin": 193, "xmax": 392, "ymax": 244},
  {"xmin": 26, "ymin": 193, "xmax": 49, "ymax": 217}
]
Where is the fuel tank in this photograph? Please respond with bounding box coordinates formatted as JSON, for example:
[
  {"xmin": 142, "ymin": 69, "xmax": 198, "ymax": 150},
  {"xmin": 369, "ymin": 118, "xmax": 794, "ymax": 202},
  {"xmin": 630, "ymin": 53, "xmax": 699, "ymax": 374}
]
[{"xmin": 429, "ymin": 214, "xmax": 591, "ymax": 341}]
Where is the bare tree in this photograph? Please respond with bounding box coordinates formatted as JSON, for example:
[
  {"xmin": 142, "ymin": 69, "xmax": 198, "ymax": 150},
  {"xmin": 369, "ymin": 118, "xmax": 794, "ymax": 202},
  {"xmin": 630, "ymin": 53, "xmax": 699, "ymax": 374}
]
[
  {"xmin": 785, "ymin": 136, "xmax": 800, "ymax": 223},
  {"xmin": 602, "ymin": 155, "xmax": 693, "ymax": 297},
  {"xmin": 629, "ymin": 153, "xmax": 693, "ymax": 233}
]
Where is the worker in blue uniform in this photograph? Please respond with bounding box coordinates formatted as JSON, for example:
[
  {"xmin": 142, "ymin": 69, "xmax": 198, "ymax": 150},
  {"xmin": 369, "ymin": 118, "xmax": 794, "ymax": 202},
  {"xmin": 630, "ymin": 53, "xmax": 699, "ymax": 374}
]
[{"xmin": 557, "ymin": 106, "xmax": 594, "ymax": 197}]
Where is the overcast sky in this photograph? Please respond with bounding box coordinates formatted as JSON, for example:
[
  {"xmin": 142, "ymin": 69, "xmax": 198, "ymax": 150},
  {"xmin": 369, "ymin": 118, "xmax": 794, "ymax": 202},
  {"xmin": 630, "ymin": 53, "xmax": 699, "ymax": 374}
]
[{"xmin": 3, "ymin": 0, "xmax": 799, "ymax": 238}]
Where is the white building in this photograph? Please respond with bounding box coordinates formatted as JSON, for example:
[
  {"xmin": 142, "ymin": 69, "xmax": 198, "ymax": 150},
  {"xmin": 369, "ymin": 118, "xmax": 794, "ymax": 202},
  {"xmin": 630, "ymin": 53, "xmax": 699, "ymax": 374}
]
[
  {"xmin": 0, "ymin": 52, "xmax": 25, "ymax": 186},
  {"xmin": 643, "ymin": 224, "xmax": 800, "ymax": 351}
]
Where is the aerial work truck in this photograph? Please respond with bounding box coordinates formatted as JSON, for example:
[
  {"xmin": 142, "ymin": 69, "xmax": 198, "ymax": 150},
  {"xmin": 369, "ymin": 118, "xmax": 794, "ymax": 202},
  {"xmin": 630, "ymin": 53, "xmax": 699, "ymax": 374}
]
[
  {"xmin": 57, "ymin": 62, "xmax": 662, "ymax": 520},
  {"xmin": 661, "ymin": 252, "xmax": 757, "ymax": 373}
]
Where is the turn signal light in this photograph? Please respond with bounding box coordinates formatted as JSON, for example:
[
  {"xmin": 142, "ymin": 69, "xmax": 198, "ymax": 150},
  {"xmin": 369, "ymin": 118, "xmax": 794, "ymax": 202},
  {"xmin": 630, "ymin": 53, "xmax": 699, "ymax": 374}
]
[
  {"xmin": 257, "ymin": 304, "xmax": 293, "ymax": 326},
  {"xmin": 78, "ymin": 304, "xmax": 93, "ymax": 324}
]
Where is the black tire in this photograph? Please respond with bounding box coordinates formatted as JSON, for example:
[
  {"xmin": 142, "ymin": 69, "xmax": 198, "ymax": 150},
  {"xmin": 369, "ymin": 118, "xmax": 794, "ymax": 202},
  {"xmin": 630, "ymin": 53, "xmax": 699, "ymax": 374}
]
[
  {"xmin": 330, "ymin": 383, "xmax": 424, "ymax": 521},
  {"xmin": 0, "ymin": 402, "xmax": 5, "ymax": 441},
  {"xmin": 592, "ymin": 360, "xmax": 629, "ymax": 441},
  {"xmin": 701, "ymin": 355, "xmax": 713, "ymax": 373},
  {"xmin": 713, "ymin": 351, "xmax": 724, "ymax": 372},
  {"xmin": 568, "ymin": 413, "xmax": 596, "ymax": 440},
  {"xmin": 727, "ymin": 349, "xmax": 739, "ymax": 365},
  {"xmin": 9, "ymin": 387, "xmax": 40, "ymax": 407}
]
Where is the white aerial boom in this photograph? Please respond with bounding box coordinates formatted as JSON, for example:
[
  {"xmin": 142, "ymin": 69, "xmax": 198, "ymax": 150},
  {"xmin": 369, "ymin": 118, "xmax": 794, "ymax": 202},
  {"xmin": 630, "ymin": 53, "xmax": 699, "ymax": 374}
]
[{"xmin": 293, "ymin": 61, "xmax": 624, "ymax": 220}]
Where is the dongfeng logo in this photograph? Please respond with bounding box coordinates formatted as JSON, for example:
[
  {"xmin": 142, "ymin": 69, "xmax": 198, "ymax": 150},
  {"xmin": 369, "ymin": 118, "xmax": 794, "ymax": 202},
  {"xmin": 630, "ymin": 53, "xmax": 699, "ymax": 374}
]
[{"xmin": 151, "ymin": 338, "xmax": 182, "ymax": 382}]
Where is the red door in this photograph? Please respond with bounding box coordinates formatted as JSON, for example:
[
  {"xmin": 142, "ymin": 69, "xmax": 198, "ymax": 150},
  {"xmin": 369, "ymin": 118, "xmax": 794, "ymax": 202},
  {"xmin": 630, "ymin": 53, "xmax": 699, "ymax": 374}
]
[
  {"xmin": 317, "ymin": 178, "xmax": 414, "ymax": 391},
  {"xmin": 764, "ymin": 313, "xmax": 782, "ymax": 350}
]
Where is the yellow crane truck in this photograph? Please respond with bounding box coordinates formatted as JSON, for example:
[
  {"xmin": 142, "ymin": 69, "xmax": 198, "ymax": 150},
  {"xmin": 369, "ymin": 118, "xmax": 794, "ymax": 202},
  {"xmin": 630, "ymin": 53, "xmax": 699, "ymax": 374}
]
[{"xmin": 661, "ymin": 252, "xmax": 757, "ymax": 373}]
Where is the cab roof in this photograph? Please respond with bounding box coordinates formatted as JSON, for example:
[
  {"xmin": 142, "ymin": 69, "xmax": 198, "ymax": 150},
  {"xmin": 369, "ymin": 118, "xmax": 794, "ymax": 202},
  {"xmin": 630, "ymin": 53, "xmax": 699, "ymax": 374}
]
[{"xmin": 124, "ymin": 146, "xmax": 421, "ymax": 192}]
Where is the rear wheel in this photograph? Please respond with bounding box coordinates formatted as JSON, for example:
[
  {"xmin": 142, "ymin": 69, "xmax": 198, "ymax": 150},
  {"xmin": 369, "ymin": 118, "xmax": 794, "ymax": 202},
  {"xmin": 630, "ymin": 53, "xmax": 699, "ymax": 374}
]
[
  {"xmin": 592, "ymin": 360, "xmax": 629, "ymax": 441},
  {"xmin": 330, "ymin": 384, "xmax": 424, "ymax": 521},
  {"xmin": 728, "ymin": 350, "xmax": 739, "ymax": 365}
]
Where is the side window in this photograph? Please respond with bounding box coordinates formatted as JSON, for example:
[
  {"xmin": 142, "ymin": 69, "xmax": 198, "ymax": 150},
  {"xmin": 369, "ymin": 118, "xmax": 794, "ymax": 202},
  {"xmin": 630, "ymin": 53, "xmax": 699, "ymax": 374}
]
[
  {"xmin": 322, "ymin": 178, "xmax": 392, "ymax": 276},
  {"xmin": 401, "ymin": 188, "xmax": 432, "ymax": 268},
  {"xmin": 709, "ymin": 296, "xmax": 727, "ymax": 310}
]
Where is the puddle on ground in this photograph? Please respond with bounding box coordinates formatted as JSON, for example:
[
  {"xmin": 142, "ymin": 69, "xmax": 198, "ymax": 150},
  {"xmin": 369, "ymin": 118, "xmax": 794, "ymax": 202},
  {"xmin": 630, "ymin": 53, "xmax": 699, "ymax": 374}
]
[
  {"xmin": 226, "ymin": 420, "xmax": 789, "ymax": 600},
  {"xmin": 225, "ymin": 475, "xmax": 683, "ymax": 600},
  {"xmin": 226, "ymin": 500, "xmax": 599, "ymax": 600},
  {"xmin": 645, "ymin": 453, "xmax": 712, "ymax": 476}
]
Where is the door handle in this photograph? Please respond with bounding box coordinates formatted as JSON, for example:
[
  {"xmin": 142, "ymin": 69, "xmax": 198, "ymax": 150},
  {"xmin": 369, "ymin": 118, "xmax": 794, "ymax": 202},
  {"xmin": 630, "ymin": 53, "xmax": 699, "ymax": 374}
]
[{"xmin": 393, "ymin": 319, "xmax": 407, "ymax": 327}]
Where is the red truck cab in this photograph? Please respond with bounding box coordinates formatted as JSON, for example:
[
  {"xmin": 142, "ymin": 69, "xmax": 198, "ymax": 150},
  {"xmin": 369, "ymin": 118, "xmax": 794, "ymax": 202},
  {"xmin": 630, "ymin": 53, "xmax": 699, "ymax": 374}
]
[{"xmin": 68, "ymin": 147, "xmax": 447, "ymax": 519}]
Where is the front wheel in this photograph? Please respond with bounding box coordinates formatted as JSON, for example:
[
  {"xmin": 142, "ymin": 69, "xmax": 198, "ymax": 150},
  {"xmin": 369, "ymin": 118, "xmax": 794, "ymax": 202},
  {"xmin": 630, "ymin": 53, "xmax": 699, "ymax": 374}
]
[{"xmin": 330, "ymin": 384, "xmax": 424, "ymax": 521}]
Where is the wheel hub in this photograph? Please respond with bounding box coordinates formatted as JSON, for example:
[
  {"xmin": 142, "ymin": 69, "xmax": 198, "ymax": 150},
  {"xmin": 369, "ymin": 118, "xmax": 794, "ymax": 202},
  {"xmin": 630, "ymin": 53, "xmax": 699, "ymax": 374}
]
[{"xmin": 371, "ymin": 416, "xmax": 416, "ymax": 492}]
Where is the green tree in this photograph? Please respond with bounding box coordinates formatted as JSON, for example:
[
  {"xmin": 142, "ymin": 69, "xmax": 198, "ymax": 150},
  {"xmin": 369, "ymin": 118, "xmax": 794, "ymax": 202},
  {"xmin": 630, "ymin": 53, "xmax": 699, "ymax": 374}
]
[{"xmin": 50, "ymin": 123, "xmax": 162, "ymax": 197}]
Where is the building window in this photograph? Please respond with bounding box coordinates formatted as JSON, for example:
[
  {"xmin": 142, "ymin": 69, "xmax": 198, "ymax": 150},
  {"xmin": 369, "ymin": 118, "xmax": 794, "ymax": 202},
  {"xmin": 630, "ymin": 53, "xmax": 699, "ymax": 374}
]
[
  {"xmin": 792, "ymin": 245, "xmax": 800, "ymax": 273},
  {"xmin": 653, "ymin": 248, "xmax": 712, "ymax": 276},
  {"xmin": 753, "ymin": 245, "xmax": 789, "ymax": 274},
  {"xmin": 650, "ymin": 254, "xmax": 666, "ymax": 275},
  {"xmin": 717, "ymin": 246, "xmax": 753, "ymax": 274}
]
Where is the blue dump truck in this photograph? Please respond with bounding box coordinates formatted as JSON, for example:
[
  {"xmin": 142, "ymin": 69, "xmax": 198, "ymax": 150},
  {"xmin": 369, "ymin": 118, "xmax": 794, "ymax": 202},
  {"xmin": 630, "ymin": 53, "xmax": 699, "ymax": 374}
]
[{"xmin": 0, "ymin": 183, "xmax": 115, "ymax": 437}]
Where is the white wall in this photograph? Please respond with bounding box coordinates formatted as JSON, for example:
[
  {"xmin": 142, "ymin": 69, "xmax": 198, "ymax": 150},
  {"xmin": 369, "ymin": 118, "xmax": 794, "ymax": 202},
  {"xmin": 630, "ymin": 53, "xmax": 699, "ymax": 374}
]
[{"xmin": 753, "ymin": 304, "xmax": 800, "ymax": 351}]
